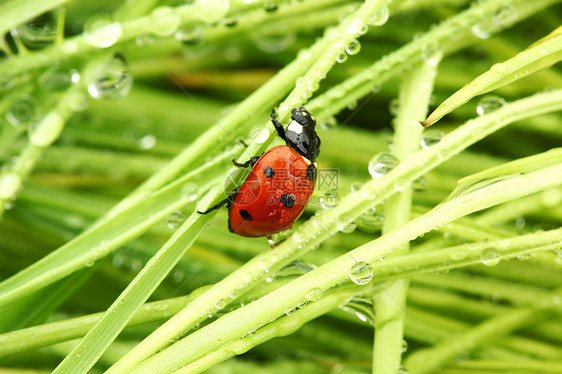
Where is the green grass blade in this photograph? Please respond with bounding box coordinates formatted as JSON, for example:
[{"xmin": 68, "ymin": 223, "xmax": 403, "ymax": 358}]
[{"xmin": 422, "ymin": 29, "xmax": 562, "ymax": 127}]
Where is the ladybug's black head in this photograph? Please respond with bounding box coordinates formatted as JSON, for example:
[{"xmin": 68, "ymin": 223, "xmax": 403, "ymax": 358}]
[
  {"xmin": 291, "ymin": 107, "xmax": 316, "ymax": 128},
  {"xmin": 284, "ymin": 107, "xmax": 321, "ymax": 162}
]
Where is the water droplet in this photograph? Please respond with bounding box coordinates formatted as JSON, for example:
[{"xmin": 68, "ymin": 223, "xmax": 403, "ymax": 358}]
[
  {"xmin": 515, "ymin": 217, "xmax": 525, "ymax": 228},
  {"xmin": 336, "ymin": 53, "xmax": 348, "ymax": 63},
  {"xmin": 14, "ymin": 12, "xmax": 57, "ymax": 50},
  {"xmin": 39, "ymin": 66, "xmax": 80, "ymax": 92},
  {"xmin": 182, "ymin": 183, "xmax": 198, "ymax": 201},
  {"xmin": 421, "ymin": 43, "xmax": 442, "ymax": 66},
  {"xmin": 349, "ymin": 261, "xmax": 373, "ymax": 285},
  {"xmin": 84, "ymin": 259, "xmax": 95, "ymax": 267},
  {"xmin": 401, "ymin": 340, "xmax": 408, "ymax": 353},
  {"xmin": 368, "ymin": 4, "xmax": 389, "ymax": 26},
  {"xmin": 264, "ymin": 1, "xmax": 278, "ymax": 12},
  {"xmin": 166, "ymin": 211, "xmax": 184, "ymax": 229},
  {"xmin": 196, "ymin": 0, "xmax": 230, "ymax": 23},
  {"xmin": 412, "ymin": 176, "xmax": 428, "ymax": 191},
  {"xmin": 394, "ymin": 178, "xmax": 410, "ymax": 192},
  {"xmin": 252, "ymin": 24, "xmax": 296, "ymax": 53},
  {"xmin": 247, "ymin": 329, "xmax": 256, "ymax": 336},
  {"xmin": 345, "ymin": 39, "xmax": 361, "ymax": 55},
  {"xmin": 481, "ymin": 248, "xmax": 501, "ymax": 266},
  {"xmin": 306, "ymin": 288, "xmax": 323, "ymax": 301},
  {"xmin": 138, "ymin": 134, "xmax": 156, "ymax": 150},
  {"xmin": 476, "ymin": 95, "xmax": 506, "ymax": 115},
  {"xmin": 150, "ymin": 7, "xmax": 181, "ymax": 37},
  {"xmin": 28, "ymin": 112, "xmax": 64, "ymax": 147},
  {"xmin": 450, "ymin": 250, "xmax": 468, "ymax": 261},
  {"xmin": 320, "ymin": 191, "xmax": 339, "ymax": 209},
  {"xmin": 398, "ymin": 366, "xmax": 409, "ymax": 374},
  {"xmin": 389, "ymin": 98, "xmax": 400, "ymax": 116},
  {"xmin": 6, "ymin": 94, "xmax": 36, "ymax": 126},
  {"xmin": 215, "ymin": 298, "xmax": 227, "ymax": 310},
  {"xmin": 368, "ymin": 152, "xmax": 399, "ymax": 178},
  {"xmin": 135, "ymin": 34, "xmax": 154, "ymax": 47},
  {"xmin": 229, "ymin": 289, "xmax": 240, "ymax": 299},
  {"xmin": 0, "ymin": 173, "xmax": 21, "ymax": 199},
  {"xmin": 493, "ymin": 4, "xmax": 517, "ymax": 28},
  {"xmin": 250, "ymin": 125, "xmax": 270, "ymax": 143},
  {"xmin": 285, "ymin": 307, "xmax": 297, "ymax": 316},
  {"xmin": 172, "ymin": 270, "xmax": 184, "ymax": 283},
  {"xmin": 516, "ymin": 253, "xmax": 531, "ymax": 261},
  {"xmin": 319, "ymin": 116, "xmax": 337, "ymax": 131},
  {"xmin": 87, "ymin": 55, "xmax": 133, "ymax": 100},
  {"xmin": 175, "ymin": 28, "xmax": 202, "ymax": 45},
  {"xmin": 67, "ymin": 91, "xmax": 89, "ymax": 112},
  {"xmin": 420, "ymin": 128, "xmax": 444, "ymax": 149},
  {"xmin": 84, "ymin": 15, "xmax": 123, "ymax": 48},
  {"xmin": 471, "ymin": 21, "xmax": 495, "ymax": 40},
  {"xmin": 345, "ymin": 19, "xmax": 362, "ymax": 34}
]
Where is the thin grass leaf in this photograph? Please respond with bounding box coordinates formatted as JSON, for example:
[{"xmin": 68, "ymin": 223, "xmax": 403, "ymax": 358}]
[{"xmin": 422, "ymin": 28, "xmax": 562, "ymax": 127}]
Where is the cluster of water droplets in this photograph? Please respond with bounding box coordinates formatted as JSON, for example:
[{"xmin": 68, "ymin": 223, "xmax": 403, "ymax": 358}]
[{"xmin": 471, "ymin": 3, "xmax": 518, "ymax": 39}]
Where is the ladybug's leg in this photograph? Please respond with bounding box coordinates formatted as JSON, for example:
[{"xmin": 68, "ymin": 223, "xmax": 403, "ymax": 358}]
[
  {"xmin": 197, "ymin": 188, "xmax": 239, "ymax": 214},
  {"xmin": 232, "ymin": 155, "xmax": 261, "ymax": 168},
  {"xmin": 270, "ymin": 108, "xmax": 286, "ymax": 141}
]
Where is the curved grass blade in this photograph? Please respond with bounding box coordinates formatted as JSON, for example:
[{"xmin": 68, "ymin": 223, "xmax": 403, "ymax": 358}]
[{"xmin": 422, "ymin": 27, "xmax": 562, "ymax": 127}]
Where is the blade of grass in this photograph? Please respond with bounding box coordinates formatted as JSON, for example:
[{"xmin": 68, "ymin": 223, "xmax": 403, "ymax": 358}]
[
  {"xmin": 422, "ymin": 28, "xmax": 562, "ymax": 127},
  {"xmin": 373, "ymin": 56, "xmax": 439, "ymax": 373},
  {"xmin": 0, "ymin": 0, "xmax": 71, "ymax": 37}
]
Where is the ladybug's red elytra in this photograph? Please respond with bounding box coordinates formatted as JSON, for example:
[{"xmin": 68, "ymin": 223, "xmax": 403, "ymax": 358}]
[{"xmin": 199, "ymin": 107, "xmax": 321, "ymax": 237}]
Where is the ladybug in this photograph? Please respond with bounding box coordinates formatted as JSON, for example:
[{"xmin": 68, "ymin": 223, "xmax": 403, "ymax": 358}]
[{"xmin": 199, "ymin": 107, "xmax": 320, "ymax": 237}]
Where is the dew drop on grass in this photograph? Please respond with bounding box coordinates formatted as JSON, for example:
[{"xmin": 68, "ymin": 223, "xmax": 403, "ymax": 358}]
[
  {"xmin": 84, "ymin": 15, "xmax": 123, "ymax": 48},
  {"xmin": 421, "ymin": 43, "xmax": 442, "ymax": 66},
  {"xmin": 67, "ymin": 91, "xmax": 89, "ymax": 112},
  {"xmin": 87, "ymin": 55, "xmax": 133, "ymax": 100},
  {"xmin": 345, "ymin": 39, "xmax": 361, "ymax": 55},
  {"xmin": 319, "ymin": 116, "xmax": 337, "ymax": 131},
  {"xmin": 39, "ymin": 66, "xmax": 80, "ymax": 92},
  {"xmin": 264, "ymin": 1, "xmax": 278, "ymax": 12},
  {"xmin": 349, "ymin": 261, "xmax": 373, "ymax": 285},
  {"xmin": 175, "ymin": 28, "xmax": 203, "ymax": 45},
  {"xmin": 285, "ymin": 307, "xmax": 297, "ymax": 316},
  {"xmin": 412, "ymin": 176, "xmax": 428, "ymax": 192},
  {"xmin": 28, "ymin": 112, "xmax": 64, "ymax": 147},
  {"xmin": 389, "ymin": 98, "xmax": 400, "ymax": 116},
  {"xmin": 401, "ymin": 339, "xmax": 408, "ymax": 353},
  {"xmin": 306, "ymin": 288, "xmax": 323, "ymax": 301},
  {"xmin": 252, "ymin": 24, "xmax": 296, "ymax": 53},
  {"xmin": 166, "ymin": 211, "xmax": 184, "ymax": 229},
  {"xmin": 368, "ymin": 152, "xmax": 399, "ymax": 178},
  {"xmin": 516, "ymin": 253, "xmax": 532, "ymax": 261},
  {"xmin": 6, "ymin": 94, "xmax": 36, "ymax": 126},
  {"xmin": 368, "ymin": 4, "xmax": 389, "ymax": 26},
  {"xmin": 215, "ymin": 298, "xmax": 227, "ymax": 310},
  {"xmin": 150, "ymin": 7, "xmax": 181, "ymax": 37},
  {"xmin": 320, "ymin": 191, "xmax": 339, "ymax": 209},
  {"xmin": 0, "ymin": 173, "xmax": 21, "ymax": 199},
  {"xmin": 493, "ymin": 4, "xmax": 518, "ymax": 28},
  {"xmin": 182, "ymin": 183, "xmax": 198, "ymax": 201},
  {"xmin": 420, "ymin": 128, "xmax": 444, "ymax": 149},
  {"xmin": 476, "ymin": 95, "xmax": 507, "ymax": 115},
  {"xmin": 471, "ymin": 21, "xmax": 495, "ymax": 39},
  {"xmin": 14, "ymin": 12, "xmax": 57, "ymax": 50},
  {"xmin": 394, "ymin": 178, "xmax": 410, "ymax": 192},
  {"xmin": 336, "ymin": 53, "xmax": 348, "ymax": 63},
  {"xmin": 250, "ymin": 125, "xmax": 270, "ymax": 143},
  {"xmin": 138, "ymin": 134, "xmax": 156, "ymax": 150},
  {"xmin": 481, "ymin": 248, "xmax": 501, "ymax": 266}
]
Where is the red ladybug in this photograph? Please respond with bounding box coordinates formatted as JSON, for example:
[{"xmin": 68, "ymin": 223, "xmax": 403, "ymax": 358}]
[{"xmin": 199, "ymin": 107, "xmax": 320, "ymax": 237}]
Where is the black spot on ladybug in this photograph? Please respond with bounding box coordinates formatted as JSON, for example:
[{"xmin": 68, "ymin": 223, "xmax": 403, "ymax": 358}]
[
  {"xmin": 280, "ymin": 194, "xmax": 295, "ymax": 208},
  {"xmin": 263, "ymin": 166, "xmax": 275, "ymax": 178},
  {"xmin": 306, "ymin": 164, "xmax": 316, "ymax": 181},
  {"xmin": 239, "ymin": 210, "xmax": 253, "ymax": 221}
]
